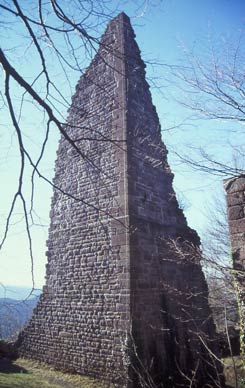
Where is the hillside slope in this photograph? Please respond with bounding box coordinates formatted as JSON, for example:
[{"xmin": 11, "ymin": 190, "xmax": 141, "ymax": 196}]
[{"xmin": 0, "ymin": 297, "xmax": 39, "ymax": 340}]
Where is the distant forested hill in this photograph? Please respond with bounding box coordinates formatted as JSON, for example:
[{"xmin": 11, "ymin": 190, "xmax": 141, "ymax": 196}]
[
  {"xmin": 0, "ymin": 296, "xmax": 39, "ymax": 340},
  {"xmin": 0, "ymin": 285, "xmax": 41, "ymax": 300}
]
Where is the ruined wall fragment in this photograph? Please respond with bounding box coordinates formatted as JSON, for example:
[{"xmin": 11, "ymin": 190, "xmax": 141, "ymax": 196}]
[
  {"xmin": 18, "ymin": 13, "xmax": 224, "ymax": 388},
  {"xmin": 224, "ymin": 175, "xmax": 245, "ymax": 355}
]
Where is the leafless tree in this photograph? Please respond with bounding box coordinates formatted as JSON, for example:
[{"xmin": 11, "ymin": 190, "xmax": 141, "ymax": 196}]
[
  {"xmin": 201, "ymin": 193, "xmax": 239, "ymax": 337},
  {"xmin": 165, "ymin": 31, "xmax": 245, "ymax": 365},
  {"xmin": 168, "ymin": 32, "xmax": 245, "ymax": 178},
  {"xmin": 0, "ymin": 0, "xmax": 154, "ymax": 291}
]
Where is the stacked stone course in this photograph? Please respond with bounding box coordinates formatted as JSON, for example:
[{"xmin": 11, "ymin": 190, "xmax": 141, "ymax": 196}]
[
  {"xmin": 18, "ymin": 13, "xmax": 224, "ymax": 387},
  {"xmin": 224, "ymin": 175, "xmax": 245, "ymax": 354}
]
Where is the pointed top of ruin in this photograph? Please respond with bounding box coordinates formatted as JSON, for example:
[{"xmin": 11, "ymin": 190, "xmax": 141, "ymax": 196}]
[
  {"xmin": 100, "ymin": 11, "xmax": 136, "ymax": 47},
  {"xmin": 113, "ymin": 11, "xmax": 130, "ymax": 21}
]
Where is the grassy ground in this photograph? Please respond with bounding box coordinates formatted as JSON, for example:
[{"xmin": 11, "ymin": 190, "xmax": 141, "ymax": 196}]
[
  {"xmin": 0, "ymin": 356, "xmax": 244, "ymax": 387},
  {"xmin": 0, "ymin": 358, "xmax": 108, "ymax": 388}
]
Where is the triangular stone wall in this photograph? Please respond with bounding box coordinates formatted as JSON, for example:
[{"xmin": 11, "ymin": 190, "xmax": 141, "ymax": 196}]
[{"xmin": 18, "ymin": 13, "xmax": 224, "ymax": 388}]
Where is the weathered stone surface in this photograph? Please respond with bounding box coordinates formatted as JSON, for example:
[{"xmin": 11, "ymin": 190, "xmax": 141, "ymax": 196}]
[
  {"xmin": 17, "ymin": 13, "xmax": 224, "ymax": 388},
  {"xmin": 225, "ymin": 176, "xmax": 245, "ymax": 194},
  {"xmin": 224, "ymin": 175, "xmax": 245, "ymax": 355}
]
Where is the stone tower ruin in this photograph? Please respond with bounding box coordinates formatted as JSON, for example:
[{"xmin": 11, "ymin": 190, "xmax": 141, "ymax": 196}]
[
  {"xmin": 18, "ymin": 13, "xmax": 224, "ymax": 387},
  {"xmin": 224, "ymin": 175, "xmax": 245, "ymax": 355}
]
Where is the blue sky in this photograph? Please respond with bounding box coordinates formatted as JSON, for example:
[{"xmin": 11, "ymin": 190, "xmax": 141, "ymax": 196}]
[{"xmin": 0, "ymin": 0, "xmax": 244, "ymax": 292}]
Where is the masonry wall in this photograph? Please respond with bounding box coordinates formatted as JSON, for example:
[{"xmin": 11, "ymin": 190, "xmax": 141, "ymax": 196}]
[
  {"xmin": 18, "ymin": 15, "xmax": 131, "ymax": 385},
  {"xmin": 18, "ymin": 13, "xmax": 224, "ymax": 388},
  {"xmin": 122, "ymin": 16, "xmax": 223, "ymax": 386},
  {"xmin": 224, "ymin": 175, "xmax": 245, "ymax": 354}
]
